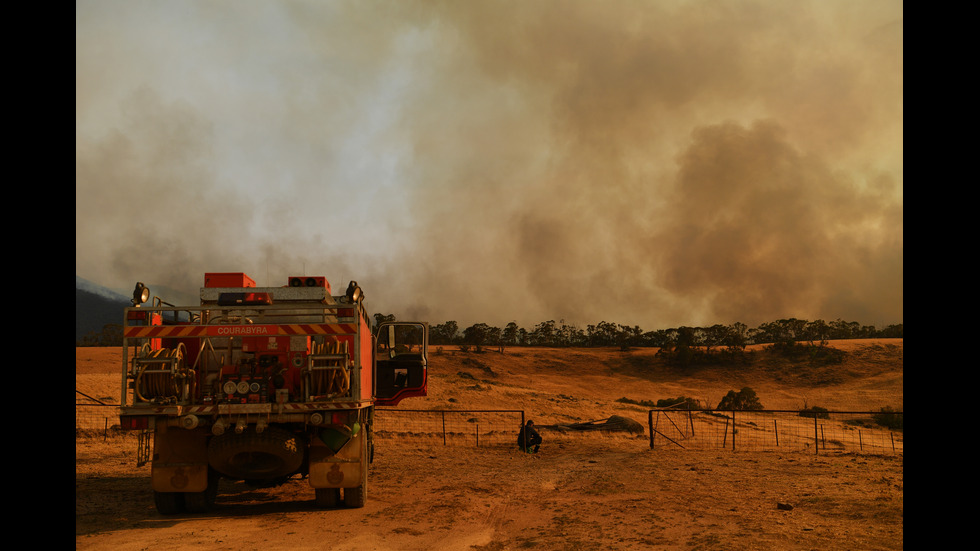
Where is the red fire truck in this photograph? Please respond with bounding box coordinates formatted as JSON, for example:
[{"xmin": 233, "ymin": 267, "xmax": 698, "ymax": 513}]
[{"xmin": 118, "ymin": 272, "xmax": 427, "ymax": 514}]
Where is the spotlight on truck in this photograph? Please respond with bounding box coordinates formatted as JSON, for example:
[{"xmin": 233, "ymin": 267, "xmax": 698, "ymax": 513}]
[
  {"xmin": 132, "ymin": 282, "xmax": 150, "ymax": 306},
  {"xmin": 346, "ymin": 281, "xmax": 363, "ymax": 303}
]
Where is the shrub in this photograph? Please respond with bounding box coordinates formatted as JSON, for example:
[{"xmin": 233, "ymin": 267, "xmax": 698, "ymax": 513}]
[
  {"xmin": 616, "ymin": 396, "xmax": 703, "ymax": 410},
  {"xmin": 873, "ymin": 406, "xmax": 903, "ymax": 431},
  {"xmin": 656, "ymin": 396, "xmax": 702, "ymax": 410},
  {"xmin": 799, "ymin": 406, "xmax": 830, "ymax": 419},
  {"xmin": 767, "ymin": 341, "xmax": 845, "ymax": 365},
  {"xmin": 615, "ymin": 397, "xmax": 657, "ymax": 408},
  {"xmin": 716, "ymin": 387, "xmax": 764, "ymax": 410}
]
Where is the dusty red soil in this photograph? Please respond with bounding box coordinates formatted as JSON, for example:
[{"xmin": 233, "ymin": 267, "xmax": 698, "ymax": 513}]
[{"xmin": 76, "ymin": 340, "xmax": 903, "ymax": 550}]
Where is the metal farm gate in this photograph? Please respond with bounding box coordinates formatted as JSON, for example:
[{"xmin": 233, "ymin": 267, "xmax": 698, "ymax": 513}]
[{"xmin": 648, "ymin": 408, "xmax": 903, "ymax": 454}]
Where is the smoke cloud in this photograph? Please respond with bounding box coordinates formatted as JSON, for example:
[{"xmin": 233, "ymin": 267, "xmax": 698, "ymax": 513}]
[{"xmin": 76, "ymin": 1, "xmax": 903, "ymax": 330}]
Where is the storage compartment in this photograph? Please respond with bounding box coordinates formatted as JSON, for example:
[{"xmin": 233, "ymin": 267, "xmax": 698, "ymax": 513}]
[{"xmin": 204, "ymin": 272, "xmax": 256, "ymax": 288}]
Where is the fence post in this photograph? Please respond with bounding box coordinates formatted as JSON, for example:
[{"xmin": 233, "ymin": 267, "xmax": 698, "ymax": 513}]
[
  {"xmin": 648, "ymin": 410, "xmax": 654, "ymax": 449},
  {"xmin": 774, "ymin": 419, "xmax": 779, "ymax": 447},
  {"xmin": 442, "ymin": 411, "xmax": 446, "ymax": 445},
  {"xmin": 722, "ymin": 416, "xmax": 729, "ymax": 448},
  {"xmin": 731, "ymin": 410, "xmax": 736, "ymax": 451},
  {"xmin": 813, "ymin": 415, "xmax": 819, "ymax": 454},
  {"xmin": 654, "ymin": 410, "xmax": 661, "ymax": 446}
]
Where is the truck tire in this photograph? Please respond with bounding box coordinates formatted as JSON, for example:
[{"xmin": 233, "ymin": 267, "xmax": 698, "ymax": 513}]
[
  {"xmin": 208, "ymin": 426, "xmax": 304, "ymax": 480},
  {"xmin": 344, "ymin": 485, "xmax": 366, "ymax": 508},
  {"xmin": 154, "ymin": 491, "xmax": 184, "ymax": 515},
  {"xmin": 315, "ymin": 487, "xmax": 340, "ymax": 508},
  {"xmin": 343, "ymin": 423, "xmax": 368, "ymax": 508},
  {"xmin": 184, "ymin": 469, "xmax": 220, "ymax": 513}
]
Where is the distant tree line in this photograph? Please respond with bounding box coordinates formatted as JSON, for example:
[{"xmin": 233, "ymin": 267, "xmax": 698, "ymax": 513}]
[
  {"xmin": 405, "ymin": 317, "xmax": 903, "ymax": 351},
  {"xmin": 76, "ymin": 315, "xmax": 902, "ymax": 349},
  {"xmin": 76, "ymin": 324, "xmax": 123, "ymax": 347}
]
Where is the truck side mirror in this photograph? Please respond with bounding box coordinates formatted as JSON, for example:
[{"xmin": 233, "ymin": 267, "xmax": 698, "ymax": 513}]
[{"xmin": 387, "ymin": 325, "xmax": 396, "ymax": 358}]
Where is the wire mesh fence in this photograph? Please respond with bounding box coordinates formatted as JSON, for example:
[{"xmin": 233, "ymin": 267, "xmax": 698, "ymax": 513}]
[
  {"xmin": 374, "ymin": 409, "xmax": 525, "ymax": 448},
  {"xmin": 76, "ymin": 404, "xmax": 119, "ymax": 437},
  {"xmin": 75, "ymin": 403, "xmax": 903, "ymax": 455},
  {"xmin": 74, "ymin": 404, "xmax": 526, "ymax": 449},
  {"xmin": 648, "ymin": 408, "xmax": 903, "ymax": 454}
]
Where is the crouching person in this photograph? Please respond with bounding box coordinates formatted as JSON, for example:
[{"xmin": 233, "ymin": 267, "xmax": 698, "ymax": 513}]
[{"xmin": 518, "ymin": 419, "xmax": 543, "ymax": 453}]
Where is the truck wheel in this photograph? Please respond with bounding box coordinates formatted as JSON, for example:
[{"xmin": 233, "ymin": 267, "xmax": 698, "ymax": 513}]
[
  {"xmin": 368, "ymin": 428, "xmax": 375, "ymax": 464},
  {"xmin": 344, "ymin": 485, "xmax": 366, "ymax": 508},
  {"xmin": 315, "ymin": 487, "xmax": 340, "ymax": 508},
  {"xmin": 184, "ymin": 469, "xmax": 220, "ymax": 513},
  {"xmin": 154, "ymin": 491, "xmax": 184, "ymax": 515},
  {"xmin": 344, "ymin": 425, "xmax": 368, "ymax": 507}
]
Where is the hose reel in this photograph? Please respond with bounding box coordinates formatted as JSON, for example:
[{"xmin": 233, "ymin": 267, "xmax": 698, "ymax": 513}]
[
  {"xmin": 304, "ymin": 340, "xmax": 351, "ymax": 400},
  {"xmin": 132, "ymin": 342, "xmax": 193, "ymax": 403}
]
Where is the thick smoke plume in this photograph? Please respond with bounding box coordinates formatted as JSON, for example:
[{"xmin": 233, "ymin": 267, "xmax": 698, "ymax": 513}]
[{"xmin": 76, "ymin": 1, "xmax": 903, "ymax": 330}]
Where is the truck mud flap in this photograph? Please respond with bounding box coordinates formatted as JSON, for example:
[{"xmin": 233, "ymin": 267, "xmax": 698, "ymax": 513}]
[
  {"xmin": 308, "ymin": 430, "xmax": 364, "ymax": 489},
  {"xmin": 151, "ymin": 424, "xmax": 210, "ymax": 493}
]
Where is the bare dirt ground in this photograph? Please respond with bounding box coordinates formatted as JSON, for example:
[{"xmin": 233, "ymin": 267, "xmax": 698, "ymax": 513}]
[{"xmin": 76, "ymin": 339, "xmax": 903, "ymax": 550}]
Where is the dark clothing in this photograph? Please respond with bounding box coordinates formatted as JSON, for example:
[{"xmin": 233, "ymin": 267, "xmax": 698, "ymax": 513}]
[{"xmin": 517, "ymin": 424, "xmax": 542, "ymax": 453}]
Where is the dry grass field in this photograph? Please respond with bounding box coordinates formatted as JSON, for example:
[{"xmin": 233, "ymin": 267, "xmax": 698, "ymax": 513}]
[{"xmin": 76, "ymin": 339, "xmax": 903, "ymax": 550}]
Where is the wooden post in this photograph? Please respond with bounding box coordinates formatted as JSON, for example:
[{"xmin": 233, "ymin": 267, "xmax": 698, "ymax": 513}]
[
  {"xmin": 442, "ymin": 411, "xmax": 446, "ymax": 445},
  {"xmin": 813, "ymin": 416, "xmax": 819, "ymax": 454},
  {"xmin": 654, "ymin": 410, "xmax": 663, "ymax": 449},
  {"xmin": 648, "ymin": 410, "xmax": 655, "ymax": 449},
  {"xmin": 731, "ymin": 410, "xmax": 736, "ymax": 451},
  {"xmin": 774, "ymin": 419, "xmax": 779, "ymax": 447},
  {"xmin": 722, "ymin": 416, "xmax": 729, "ymax": 448}
]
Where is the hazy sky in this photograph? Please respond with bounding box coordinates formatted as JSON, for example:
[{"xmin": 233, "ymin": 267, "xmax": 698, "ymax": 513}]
[{"xmin": 76, "ymin": 0, "xmax": 903, "ymax": 330}]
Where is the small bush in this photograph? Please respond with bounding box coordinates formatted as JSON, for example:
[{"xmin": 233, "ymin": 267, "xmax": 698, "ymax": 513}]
[
  {"xmin": 767, "ymin": 341, "xmax": 845, "ymax": 365},
  {"xmin": 656, "ymin": 396, "xmax": 702, "ymax": 409},
  {"xmin": 615, "ymin": 397, "xmax": 657, "ymax": 408},
  {"xmin": 873, "ymin": 406, "xmax": 903, "ymax": 431},
  {"xmin": 799, "ymin": 406, "xmax": 830, "ymax": 419},
  {"xmin": 616, "ymin": 396, "xmax": 703, "ymax": 410},
  {"xmin": 716, "ymin": 387, "xmax": 764, "ymax": 410}
]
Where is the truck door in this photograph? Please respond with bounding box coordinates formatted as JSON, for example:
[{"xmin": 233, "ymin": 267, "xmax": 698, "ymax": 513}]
[{"xmin": 374, "ymin": 322, "xmax": 427, "ymax": 406}]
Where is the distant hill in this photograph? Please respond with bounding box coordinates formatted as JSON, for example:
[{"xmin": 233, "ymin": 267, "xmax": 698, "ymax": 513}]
[
  {"xmin": 75, "ymin": 277, "xmax": 202, "ymax": 342},
  {"xmin": 75, "ymin": 282, "xmax": 130, "ymax": 342},
  {"xmin": 76, "ymin": 276, "xmax": 132, "ymax": 302},
  {"xmin": 418, "ymin": 339, "xmax": 904, "ymax": 415}
]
